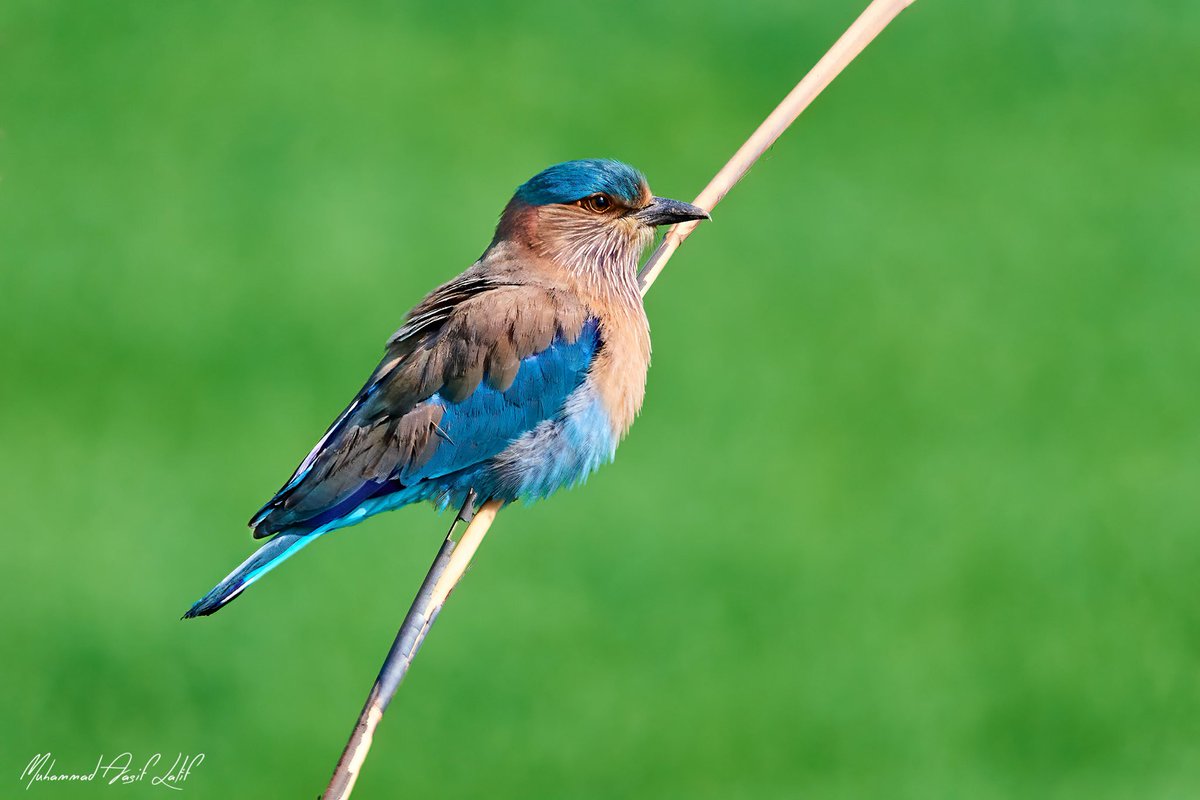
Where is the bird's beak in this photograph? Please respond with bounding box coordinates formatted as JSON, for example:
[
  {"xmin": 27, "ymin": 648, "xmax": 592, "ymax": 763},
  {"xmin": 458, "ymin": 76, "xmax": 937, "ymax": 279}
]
[{"xmin": 634, "ymin": 196, "xmax": 710, "ymax": 227}]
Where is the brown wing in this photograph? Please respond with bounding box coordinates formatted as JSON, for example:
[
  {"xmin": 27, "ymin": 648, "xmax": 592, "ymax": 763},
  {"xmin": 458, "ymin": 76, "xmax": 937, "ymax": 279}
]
[{"xmin": 249, "ymin": 269, "xmax": 590, "ymax": 537}]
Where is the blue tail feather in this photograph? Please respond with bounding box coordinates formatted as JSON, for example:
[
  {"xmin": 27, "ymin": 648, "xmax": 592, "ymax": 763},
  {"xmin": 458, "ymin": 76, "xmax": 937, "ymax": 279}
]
[
  {"xmin": 183, "ymin": 532, "xmax": 316, "ymax": 618},
  {"xmin": 183, "ymin": 483, "xmax": 434, "ymax": 619}
]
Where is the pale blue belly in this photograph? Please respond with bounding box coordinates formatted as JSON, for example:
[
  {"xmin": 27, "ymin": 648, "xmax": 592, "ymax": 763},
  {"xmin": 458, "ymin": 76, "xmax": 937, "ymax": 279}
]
[{"xmin": 328, "ymin": 381, "xmax": 618, "ymax": 529}]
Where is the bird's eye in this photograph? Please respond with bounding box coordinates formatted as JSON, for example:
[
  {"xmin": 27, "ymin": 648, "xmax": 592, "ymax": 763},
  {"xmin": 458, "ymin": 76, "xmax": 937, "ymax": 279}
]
[{"xmin": 580, "ymin": 194, "xmax": 611, "ymax": 213}]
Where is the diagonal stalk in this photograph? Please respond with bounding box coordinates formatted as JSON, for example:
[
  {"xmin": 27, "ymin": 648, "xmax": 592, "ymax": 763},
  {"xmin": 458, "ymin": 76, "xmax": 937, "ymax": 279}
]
[
  {"xmin": 323, "ymin": 498, "xmax": 502, "ymax": 800},
  {"xmin": 323, "ymin": 1, "xmax": 917, "ymax": 796}
]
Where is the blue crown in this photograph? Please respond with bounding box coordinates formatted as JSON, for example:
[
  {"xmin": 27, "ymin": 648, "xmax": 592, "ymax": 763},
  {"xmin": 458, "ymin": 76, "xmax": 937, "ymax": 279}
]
[{"xmin": 515, "ymin": 159, "xmax": 646, "ymax": 206}]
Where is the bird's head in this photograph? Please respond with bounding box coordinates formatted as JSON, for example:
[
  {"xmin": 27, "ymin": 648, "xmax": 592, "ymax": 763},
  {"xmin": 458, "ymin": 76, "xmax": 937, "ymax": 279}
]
[{"xmin": 493, "ymin": 159, "xmax": 709, "ymax": 287}]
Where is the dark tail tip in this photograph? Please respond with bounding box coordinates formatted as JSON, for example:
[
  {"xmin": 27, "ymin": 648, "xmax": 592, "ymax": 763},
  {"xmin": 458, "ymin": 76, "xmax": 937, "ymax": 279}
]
[{"xmin": 181, "ymin": 581, "xmax": 246, "ymax": 620}]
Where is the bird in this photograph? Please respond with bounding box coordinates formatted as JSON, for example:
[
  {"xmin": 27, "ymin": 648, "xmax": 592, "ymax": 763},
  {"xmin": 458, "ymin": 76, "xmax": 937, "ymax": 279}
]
[{"xmin": 184, "ymin": 159, "xmax": 708, "ymax": 618}]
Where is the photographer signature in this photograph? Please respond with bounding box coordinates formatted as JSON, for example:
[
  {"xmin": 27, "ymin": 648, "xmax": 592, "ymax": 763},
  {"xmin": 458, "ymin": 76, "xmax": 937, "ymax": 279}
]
[{"xmin": 20, "ymin": 753, "xmax": 204, "ymax": 791}]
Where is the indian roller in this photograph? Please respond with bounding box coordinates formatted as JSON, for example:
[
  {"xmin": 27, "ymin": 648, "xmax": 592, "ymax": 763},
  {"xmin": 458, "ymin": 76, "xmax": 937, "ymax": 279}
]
[{"xmin": 185, "ymin": 159, "xmax": 708, "ymax": 618}]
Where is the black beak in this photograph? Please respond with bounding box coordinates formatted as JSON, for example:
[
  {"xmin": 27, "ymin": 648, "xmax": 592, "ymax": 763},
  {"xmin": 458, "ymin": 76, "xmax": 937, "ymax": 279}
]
[{"xmin": 634, "ymin": 196, "xmax": 710, "ymax": 227}]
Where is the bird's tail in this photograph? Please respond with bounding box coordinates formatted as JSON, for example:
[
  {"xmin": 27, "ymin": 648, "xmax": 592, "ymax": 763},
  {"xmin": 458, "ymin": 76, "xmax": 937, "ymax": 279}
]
[{"xmin": 183, "ymin": 531, "xmax": 317, "ymax": 618}]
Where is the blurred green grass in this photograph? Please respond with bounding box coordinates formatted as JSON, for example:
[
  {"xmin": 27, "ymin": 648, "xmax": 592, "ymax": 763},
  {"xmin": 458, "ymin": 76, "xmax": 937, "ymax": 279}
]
[{"xmin": 2, "ymin": 0, "xmax": 1198, "ymax": 797}]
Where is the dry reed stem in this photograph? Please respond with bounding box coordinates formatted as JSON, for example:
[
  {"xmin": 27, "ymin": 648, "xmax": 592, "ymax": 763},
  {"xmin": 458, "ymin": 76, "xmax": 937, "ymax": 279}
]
[{"xmin": 323, "ymin": 2, "xmax": 917, "ymax": 795}]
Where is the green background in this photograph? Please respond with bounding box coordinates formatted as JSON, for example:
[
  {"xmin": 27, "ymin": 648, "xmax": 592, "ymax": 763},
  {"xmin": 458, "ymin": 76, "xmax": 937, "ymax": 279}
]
[{"xmin": 3, "ymin": 1, "xmax": 1197, "ymax": 797}]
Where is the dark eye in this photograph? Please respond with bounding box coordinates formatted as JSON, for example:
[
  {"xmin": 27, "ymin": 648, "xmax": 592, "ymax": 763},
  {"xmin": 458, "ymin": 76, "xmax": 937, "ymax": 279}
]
[{"xmin": 580, "ymin": 194, "xmax": 611, "ymax": 213}]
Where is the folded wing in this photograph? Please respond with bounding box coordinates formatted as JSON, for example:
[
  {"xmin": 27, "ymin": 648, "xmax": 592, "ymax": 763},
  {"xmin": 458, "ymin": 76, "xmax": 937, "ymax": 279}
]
[{"xmin": 250, "ymin": 272, "xmax": 594, "ymax": 537}]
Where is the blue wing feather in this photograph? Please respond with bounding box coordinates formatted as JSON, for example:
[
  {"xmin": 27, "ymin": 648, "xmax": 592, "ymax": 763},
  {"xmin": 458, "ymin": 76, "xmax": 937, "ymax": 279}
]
[
  {"xmin": 257, "ymin": 318, "xmax": 600, "ymax": 535},
  {"xmin": 398, "ymin": 318, "xmax": 599, "ymax": 485}
]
